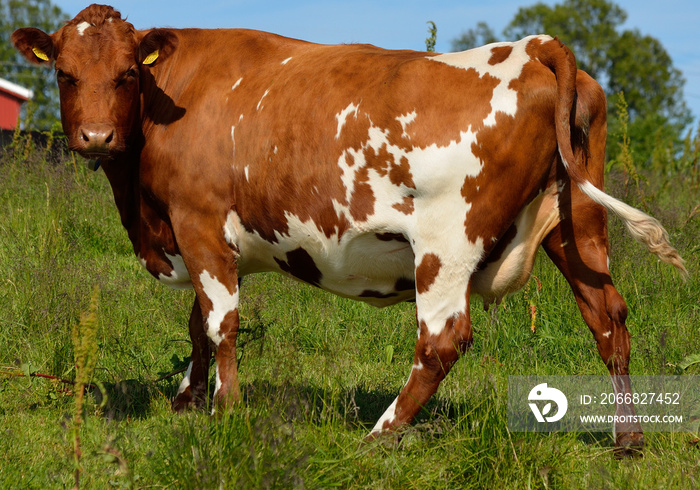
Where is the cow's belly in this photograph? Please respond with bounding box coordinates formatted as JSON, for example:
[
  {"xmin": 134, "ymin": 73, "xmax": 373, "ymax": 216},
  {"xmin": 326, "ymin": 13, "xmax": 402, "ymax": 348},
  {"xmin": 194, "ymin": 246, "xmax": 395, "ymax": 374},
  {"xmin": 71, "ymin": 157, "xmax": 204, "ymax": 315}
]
[
  {"xmin": 305, "ymin": 232, "xmax": 417, "ymax": 307},
  {"xmin": 227, "ymin": 211, "xmax": 416, "ymax": 307}
]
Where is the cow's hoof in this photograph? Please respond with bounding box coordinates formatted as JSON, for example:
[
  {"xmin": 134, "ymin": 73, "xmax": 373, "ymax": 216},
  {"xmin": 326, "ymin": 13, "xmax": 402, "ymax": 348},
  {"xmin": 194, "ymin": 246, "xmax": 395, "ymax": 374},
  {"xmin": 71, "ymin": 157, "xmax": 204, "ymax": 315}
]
[
  {"xmin": 172, "ymin": 393, "xmax": 194, "ymax": 413},
  {"xmin": 614, "ymin": 431, "xmax": 644, "ymax": 458},
  {"xmin": 363, "ymin": 429, "xmax": 402, "ymax": 449},
  {"xmin": 172, "ymin": 389, "xmax": 207, "ymax": 412}
]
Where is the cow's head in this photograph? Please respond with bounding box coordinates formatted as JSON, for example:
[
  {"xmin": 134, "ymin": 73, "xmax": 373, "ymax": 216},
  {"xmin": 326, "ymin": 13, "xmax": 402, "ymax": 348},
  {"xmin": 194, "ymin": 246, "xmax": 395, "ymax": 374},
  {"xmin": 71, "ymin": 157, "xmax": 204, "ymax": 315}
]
[{"xmin": 12, "ymin": 4, "xmax": 177, "ymax": 159}]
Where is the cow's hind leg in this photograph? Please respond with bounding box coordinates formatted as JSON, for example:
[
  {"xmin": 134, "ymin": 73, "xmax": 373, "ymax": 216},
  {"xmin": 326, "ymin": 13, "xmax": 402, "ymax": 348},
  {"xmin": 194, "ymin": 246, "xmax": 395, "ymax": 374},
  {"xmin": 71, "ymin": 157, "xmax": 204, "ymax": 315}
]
[
  {"xmin": 543, "ymin": 190, "xmax": 643, "ymax": 453},
  {"xmin": 367, "ymin": 251, "xmax": 474, "ymax": 440},
  {"xmin": 172, "ymin": 298, "xmax": 212, "ymax": 411}
]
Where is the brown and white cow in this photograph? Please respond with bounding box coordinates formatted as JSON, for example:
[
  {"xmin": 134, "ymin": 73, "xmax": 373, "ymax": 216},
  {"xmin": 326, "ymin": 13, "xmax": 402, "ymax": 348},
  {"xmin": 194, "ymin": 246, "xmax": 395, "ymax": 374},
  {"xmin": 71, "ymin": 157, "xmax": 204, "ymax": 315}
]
[{"xmin": 14, "ymin": 4, "xmax": 685, "ymax": 451}]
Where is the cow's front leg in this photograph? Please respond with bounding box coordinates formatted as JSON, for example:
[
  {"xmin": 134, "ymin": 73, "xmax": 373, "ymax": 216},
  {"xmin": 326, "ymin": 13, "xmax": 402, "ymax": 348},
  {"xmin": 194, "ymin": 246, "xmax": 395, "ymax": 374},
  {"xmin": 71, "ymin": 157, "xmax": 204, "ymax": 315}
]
[
  {"xmin": 173, "ymin": 215, "xmax": 242, "ymax": 413},
  {"xmin": 172, "ymin": 298, "xmax": 212, "ymax": 411},
  {"xmin": 194, "ymin": 266, "xmax": 241, "ymax": 412}
]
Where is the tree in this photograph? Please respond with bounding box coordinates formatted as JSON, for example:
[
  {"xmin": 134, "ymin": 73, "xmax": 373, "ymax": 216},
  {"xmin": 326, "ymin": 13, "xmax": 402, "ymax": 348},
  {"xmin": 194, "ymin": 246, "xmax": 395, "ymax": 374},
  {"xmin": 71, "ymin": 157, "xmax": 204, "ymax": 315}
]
[
  {"xmin": 502, "ymin": 0, "xmax": 625, "ymax": 80},
  {"xmin": 607, "ymin": 29, "xmax": 692, "ymax": 168},
  {"xmin": 451, "ymin": 0, "xmax": 692, "ymax": 168},
  {"xmin": 450, "ymin": 22, "xmax": 498, "ymax": 51},
  {"xmin": 1, "ymin": 0, "xmax": 68, "ymax": 129}
]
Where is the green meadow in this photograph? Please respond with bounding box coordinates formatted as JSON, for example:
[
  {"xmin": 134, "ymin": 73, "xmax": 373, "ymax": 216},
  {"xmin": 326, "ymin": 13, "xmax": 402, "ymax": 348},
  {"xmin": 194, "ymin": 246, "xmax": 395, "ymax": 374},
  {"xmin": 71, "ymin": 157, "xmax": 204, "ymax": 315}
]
[{"xmin": 0, "ymin": 137, "xmax": 698, "ymax": 488}]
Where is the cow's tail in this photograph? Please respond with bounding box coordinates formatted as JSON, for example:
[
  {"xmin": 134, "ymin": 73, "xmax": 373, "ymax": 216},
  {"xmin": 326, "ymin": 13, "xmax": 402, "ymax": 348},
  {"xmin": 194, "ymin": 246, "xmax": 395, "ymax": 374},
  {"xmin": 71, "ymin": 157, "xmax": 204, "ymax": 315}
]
[{"xmin": 539, "ymin": 36, "xmax": 688, "ymax": 278}]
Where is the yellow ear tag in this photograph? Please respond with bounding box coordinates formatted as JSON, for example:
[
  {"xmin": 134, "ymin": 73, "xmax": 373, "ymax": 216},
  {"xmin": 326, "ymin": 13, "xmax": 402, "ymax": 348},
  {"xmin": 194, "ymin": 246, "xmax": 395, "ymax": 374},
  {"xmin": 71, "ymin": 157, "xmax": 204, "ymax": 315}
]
[
  {"xmin": 142, "ymin": 50, "xmax": 159, "ymax": 65},
  {"xmin": 32, "ymin": 47, "xmax": 49, "ymax": 62}
]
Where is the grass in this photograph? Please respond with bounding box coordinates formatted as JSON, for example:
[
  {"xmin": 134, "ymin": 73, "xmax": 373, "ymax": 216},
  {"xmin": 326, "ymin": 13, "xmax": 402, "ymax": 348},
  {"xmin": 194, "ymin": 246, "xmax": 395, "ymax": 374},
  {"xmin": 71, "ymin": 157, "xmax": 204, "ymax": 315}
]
[{"xmin": 0, "ymin": 140, "xmax": 699, "ymax": 488}]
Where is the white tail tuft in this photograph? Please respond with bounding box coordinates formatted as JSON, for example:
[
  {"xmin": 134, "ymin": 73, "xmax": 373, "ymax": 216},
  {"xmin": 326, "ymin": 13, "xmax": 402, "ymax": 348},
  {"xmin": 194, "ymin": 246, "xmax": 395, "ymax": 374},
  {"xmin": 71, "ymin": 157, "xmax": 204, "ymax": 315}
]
[{"xmin": 578, "ymin": 181, "xmax": 687, "ymax": 278}]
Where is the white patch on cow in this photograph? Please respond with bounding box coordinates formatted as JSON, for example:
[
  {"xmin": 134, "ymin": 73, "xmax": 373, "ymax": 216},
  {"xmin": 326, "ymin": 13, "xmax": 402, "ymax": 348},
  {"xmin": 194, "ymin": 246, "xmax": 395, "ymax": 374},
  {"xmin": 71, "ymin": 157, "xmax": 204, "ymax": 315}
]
[
  {"xmin": 210, "ymin": 365, "xmax": 223, "ymax": 415},
  {"xmin": 335, "ymin": 102, "xmax": 360, "ymax": 139},
  {"xmin": 230, "ymin": 125, "xmax": 235, "ymax": 156},
  {"xmin": 159, "ymin": 252, "xmax": 192, "ymax": 289},
  {"xmin": 371, "ymin": 396, "xmax": 398, "ymax": 433},
  {"xmin": 429, "ymin": 35, "xmax": 551, "ymax": 127},
  {"xmin": 602, "ymin": 331, "xmax": 612, "ymax": 338},
  {"xmin": 214, "ymin": 365, "xmax": 222, "ymax": 398},
  {"xmin": 396, "ymin": 110, "xmax": 417, "ymax": 139},
  {"xmin": 225, "ymin": 206, "xmax": 414, "ymax": 306},
  {"xmin": 333, "ymin": 118, "xmax": 484, "ymax": 329},
  {"xmin": 224, "ymin": 210, "xmax": 239, "ymax": 248},
  {"xmin": 232, "ymin": 77, "xmax": 243, "ymax": 91},
  {"xmin": 244, "ymin": 166, "xmax": 250, "ymax": 182},
  {"xmin": 199, "ymin": 270, "xmax": 238, "ymax": 346},
  {"xmin": 415, "ymin": 243, "xmax": 484, "ymax": 336},
  {"xmin": 559, "ymin": 149, "xmax": 570, "ymax": 169},
  {"xmin": 412, "ymin": 360, "xmax": 424, "ymax": 371},
  {"xmin": 281, "ymin": 57, "xmax": 293, "ymax": 65},
  {"xmin": 256, "ymin": 89, "xmax": 270, "ymax": 111},
  {"xmin": 607, "ymin": 254, "xmax": 610, "ymax": 271},
  {"xmin": 76, "ymin": 21, "xmax": 91, "ymax": 36},
  {"xmin": 137, "ymin": 252, "xmax": 192, "ymax": 289},
  {"xmin": 176, "ymin": 362, "xmax": 193, "ymax": 395}
]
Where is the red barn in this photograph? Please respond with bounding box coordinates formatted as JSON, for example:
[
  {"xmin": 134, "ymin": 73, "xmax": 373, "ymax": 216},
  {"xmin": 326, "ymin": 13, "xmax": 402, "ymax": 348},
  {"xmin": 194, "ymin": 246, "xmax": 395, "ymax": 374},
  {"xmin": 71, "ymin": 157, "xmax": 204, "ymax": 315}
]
[{"xmin": 0, "ymin": 78, "xmax": 33, "ymax": 130}]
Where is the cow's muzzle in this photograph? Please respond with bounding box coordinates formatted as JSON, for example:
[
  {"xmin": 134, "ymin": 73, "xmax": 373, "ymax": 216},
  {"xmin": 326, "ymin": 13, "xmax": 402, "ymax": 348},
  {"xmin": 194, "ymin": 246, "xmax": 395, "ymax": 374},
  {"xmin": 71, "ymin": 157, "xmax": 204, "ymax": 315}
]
[{"xmin": 74, "ymin": 123, "xmax": 116, "ymax": 158}]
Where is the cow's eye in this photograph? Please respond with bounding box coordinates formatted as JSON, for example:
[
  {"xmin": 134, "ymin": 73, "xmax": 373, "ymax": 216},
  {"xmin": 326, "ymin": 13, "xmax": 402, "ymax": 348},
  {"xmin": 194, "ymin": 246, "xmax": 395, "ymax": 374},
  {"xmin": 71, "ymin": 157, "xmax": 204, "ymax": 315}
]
[
  {"xmin": 56, "ymin": 69, "xmax": 77, "ymax": 86},
  {"xmin": 116, "ymin": 67, "xmax": 139, "ymax": 88}
]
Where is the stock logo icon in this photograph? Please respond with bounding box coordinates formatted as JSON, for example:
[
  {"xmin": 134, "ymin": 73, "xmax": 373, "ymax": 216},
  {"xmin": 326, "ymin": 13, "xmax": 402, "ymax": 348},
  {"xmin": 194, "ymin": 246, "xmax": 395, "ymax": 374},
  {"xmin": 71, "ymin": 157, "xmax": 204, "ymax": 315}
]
[{"xmin": 528, "ymin": 383, "xmax": 568, "ymax": 423}]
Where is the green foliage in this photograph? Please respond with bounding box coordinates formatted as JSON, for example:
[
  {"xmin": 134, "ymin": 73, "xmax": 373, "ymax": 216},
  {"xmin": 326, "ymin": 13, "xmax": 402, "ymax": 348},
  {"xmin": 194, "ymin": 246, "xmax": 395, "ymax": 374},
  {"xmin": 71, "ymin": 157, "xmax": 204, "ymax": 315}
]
[
  {"xmin": 606, "ymin": 29, "xmax": 692, "ymax": 166},
  {"xmin": 0, "ymin": 146, "xmax": 698, "ymax": 486},
  {"xmin": 0, "ymin": 0, "xmax": 68, "ymax": 129},
  {"xmin": 450, "ymin": 21, "xmax": 498, "ymax": 51},
  {"xmin": 608, "ymin": 30, "xmax": 689, "ymax": 123},
  {"xmin": 451, "ymin": 0, "xmax": 692, "ymax": 169},
  {"xmin": 425, "ymin": 21, "xmax": 437, "ymax": 52}
]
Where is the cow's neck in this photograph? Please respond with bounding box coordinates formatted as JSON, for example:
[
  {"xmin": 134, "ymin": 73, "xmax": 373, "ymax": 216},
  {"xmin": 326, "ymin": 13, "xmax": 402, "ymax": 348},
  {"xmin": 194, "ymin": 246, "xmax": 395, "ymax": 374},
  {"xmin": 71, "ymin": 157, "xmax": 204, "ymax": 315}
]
[{"xmin": 100, "ymin": 149, "xmax": 143, "ymax": 248}]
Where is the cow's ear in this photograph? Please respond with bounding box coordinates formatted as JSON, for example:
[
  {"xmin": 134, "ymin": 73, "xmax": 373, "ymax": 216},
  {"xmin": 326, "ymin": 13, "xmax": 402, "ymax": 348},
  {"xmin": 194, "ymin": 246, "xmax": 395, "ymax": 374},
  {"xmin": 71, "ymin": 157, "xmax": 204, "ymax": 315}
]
[
  {"xmin": 12, "ymin": 27, "xmax": 56, "ymax": 65},
  {"xmin": 139, "ymin": 29, "xmax": 178, "ymax": 67}
]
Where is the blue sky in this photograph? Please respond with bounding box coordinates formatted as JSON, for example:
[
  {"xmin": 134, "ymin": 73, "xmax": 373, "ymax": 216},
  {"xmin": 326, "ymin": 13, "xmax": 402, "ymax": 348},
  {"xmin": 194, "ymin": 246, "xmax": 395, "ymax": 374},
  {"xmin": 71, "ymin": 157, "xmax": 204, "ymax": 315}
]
[{"xmin": 51, "ymin": 1, "xmax": 700, "ymax": 124}]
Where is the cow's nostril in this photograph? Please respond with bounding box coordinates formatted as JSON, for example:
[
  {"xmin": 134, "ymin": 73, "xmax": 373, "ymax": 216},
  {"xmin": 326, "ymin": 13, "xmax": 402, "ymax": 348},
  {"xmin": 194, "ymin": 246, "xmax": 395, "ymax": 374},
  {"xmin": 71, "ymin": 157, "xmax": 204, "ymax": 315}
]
[{"xmin": 78, "ymin": 124, "xmax": 115, "ymax": 154}]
